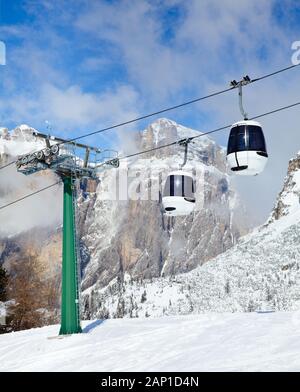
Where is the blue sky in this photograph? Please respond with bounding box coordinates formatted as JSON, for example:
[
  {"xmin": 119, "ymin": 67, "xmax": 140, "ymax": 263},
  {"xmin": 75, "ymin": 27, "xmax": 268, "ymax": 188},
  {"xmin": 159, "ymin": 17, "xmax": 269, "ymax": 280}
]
[{"xmin": 1, "ymin": 0, "xmax": 300, "ymax": 218}]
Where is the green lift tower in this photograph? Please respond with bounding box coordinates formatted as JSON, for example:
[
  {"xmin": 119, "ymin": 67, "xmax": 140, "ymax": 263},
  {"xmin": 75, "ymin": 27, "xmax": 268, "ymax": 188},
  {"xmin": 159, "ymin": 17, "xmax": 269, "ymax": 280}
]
[{"xmin": 16, "ymin": 133, "xmax": 100, "ymax": 335}]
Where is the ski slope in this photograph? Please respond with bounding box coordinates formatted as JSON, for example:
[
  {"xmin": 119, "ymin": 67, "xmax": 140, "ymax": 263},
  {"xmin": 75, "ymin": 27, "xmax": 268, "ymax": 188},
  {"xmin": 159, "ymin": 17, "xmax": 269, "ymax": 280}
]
[{"xmin": 1, "ymin": 312, "xmax": 300, "ymax": 372}]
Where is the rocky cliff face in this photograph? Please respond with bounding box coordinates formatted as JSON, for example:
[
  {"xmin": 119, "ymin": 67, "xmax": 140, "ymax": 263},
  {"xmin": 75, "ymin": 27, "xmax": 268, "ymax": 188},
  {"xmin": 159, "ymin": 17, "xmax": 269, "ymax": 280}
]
[
  {"xmin": 269, "ymin": 152, "xmax": 300, "ymax": 222},
  {"xmin": 79, "ymin": 118, "xmax": 249, "ymax": 295}
]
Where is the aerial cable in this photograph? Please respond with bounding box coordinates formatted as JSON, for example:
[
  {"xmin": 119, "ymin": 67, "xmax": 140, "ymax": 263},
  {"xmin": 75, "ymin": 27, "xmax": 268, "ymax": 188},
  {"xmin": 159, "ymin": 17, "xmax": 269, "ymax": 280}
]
[
  {"xmin": 251, "ymin": 63, "xmax": 300, "ymax": 83},
  {"xmin": 35, "ymin": 62, "xmax": 300, "ymax": 148},
  {"xmin": 0, "ymin": 160, "xmax": 16, "ymax": 170},
  {"xmin": 1, "ymin": 63, "xmax": 300, "ymax": 172},
  {"xmin": 101, "ymin": 99, "xmax": 300, "ymax": 166},
  {"xmin": 2, "ymin": 98, "xmax": 300, "ymax": 211}
]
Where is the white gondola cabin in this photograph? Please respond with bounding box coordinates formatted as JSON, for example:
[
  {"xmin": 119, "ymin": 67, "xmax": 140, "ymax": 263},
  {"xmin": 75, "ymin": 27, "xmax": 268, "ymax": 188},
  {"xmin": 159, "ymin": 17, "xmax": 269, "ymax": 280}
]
[
  {"xmin": 226, "ymin": 120, "xmax": 268, "ymax": 176},
  {"xmin": 162, "ymin": 171, "xmax": 195, "ymax": 216}
]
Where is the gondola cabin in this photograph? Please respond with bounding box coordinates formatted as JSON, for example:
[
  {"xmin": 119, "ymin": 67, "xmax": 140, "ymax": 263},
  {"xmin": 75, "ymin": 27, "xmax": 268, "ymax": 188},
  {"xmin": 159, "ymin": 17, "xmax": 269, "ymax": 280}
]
[
  {"xmin": 162, "ymin": 171, "xmax": 195, "ymax": 216},
  {"xmin": 226, "ymin": 120, "xmax": 268, "ymax": 176}
]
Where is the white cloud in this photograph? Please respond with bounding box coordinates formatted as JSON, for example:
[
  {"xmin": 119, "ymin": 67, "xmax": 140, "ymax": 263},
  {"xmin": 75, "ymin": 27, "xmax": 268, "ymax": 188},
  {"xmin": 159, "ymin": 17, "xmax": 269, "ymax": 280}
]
[
  {"xmin": 1, "ymin": 0, "xmax": 300, "ymax": 221},
  {"xmin": 74, "ymin": 0, "xmax": 291, "ymax": 101},
  {"xmin": 0, "ymin": 165, "xmax": 62, "ymax": 237},
  {"xmin": 1, "ymin": 77, "xmax": 140, "ymax": 139},
  {"xmin": 75, "ymin": 0, "xmax": 192, "ymax": 102},
  {"xmin": 40, "ymin": 83, "xmax": 140, "ymax": 128}
]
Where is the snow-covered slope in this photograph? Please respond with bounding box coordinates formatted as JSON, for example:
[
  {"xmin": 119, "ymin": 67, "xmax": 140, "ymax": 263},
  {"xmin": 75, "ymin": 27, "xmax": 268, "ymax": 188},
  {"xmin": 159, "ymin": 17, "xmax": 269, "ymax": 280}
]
[
  {"xmin": 1, "ymin": 312, "xmax": 300, "ymax": 372},
  {"xmin": 83, "ymin": 150, "xmax": 300, "ymax": 319}
]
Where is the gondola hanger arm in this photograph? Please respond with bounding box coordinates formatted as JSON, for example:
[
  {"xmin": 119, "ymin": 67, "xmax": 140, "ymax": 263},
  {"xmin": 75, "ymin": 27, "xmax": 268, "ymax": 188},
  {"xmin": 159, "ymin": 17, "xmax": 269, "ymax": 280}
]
[
  {"xmin": 177, "ymin": 137, "xmax": 192, "ymax": 146},
  {"xmin": 230, "ymin": 76, "xmax": 252, "ymax": 121},
  {"xmin": 177, "ymin": 138, "xmax": 192, "ymax": 169}
]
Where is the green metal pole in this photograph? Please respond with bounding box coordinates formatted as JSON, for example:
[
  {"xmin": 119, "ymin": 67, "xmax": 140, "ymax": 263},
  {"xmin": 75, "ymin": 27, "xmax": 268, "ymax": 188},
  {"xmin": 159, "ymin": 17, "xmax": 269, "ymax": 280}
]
[{"xmin": 59, "ymin": 176, "xmax": 82, "ymax": 335}]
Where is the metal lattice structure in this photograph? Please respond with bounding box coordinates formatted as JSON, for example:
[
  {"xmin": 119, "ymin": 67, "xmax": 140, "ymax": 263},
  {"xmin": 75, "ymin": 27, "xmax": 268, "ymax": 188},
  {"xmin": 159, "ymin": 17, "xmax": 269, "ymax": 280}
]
[{"xmin": 16, "ymin": 132, "xmax": 102, "ymax": 335}]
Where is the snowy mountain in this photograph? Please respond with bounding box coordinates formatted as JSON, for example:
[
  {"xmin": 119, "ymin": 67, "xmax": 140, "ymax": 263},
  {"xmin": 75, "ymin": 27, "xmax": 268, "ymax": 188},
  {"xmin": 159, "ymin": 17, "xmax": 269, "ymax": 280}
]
[
  {"xmin": 83, "ymin": 150, "xmax": 300, "ymax": 319},
  {"xmin": 79, "ymin": 118, "xmax": 249, "ymax": 293},
  {"xmin": 1, "ymin": 311, "xmax": 300, "ymax": 371},
  {"xmin": 0, "ymin": 119, "xmax": 251, "ymax": 327},
  {"xmin": 0, "ymin": 125, "xmax": 45, "ymax": 158}
]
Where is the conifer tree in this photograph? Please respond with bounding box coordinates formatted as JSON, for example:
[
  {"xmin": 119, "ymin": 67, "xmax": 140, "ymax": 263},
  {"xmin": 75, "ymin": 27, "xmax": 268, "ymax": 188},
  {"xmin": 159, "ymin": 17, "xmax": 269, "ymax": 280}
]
[{"xmin": 0, "ymin": 265, "xmax": 8, "ymax": 302}]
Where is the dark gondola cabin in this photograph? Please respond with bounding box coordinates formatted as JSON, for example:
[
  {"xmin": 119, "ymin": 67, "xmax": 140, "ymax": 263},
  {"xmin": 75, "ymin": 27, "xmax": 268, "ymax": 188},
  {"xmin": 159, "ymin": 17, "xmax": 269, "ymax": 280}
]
[
  {"xmin": 226, "ymin": 120, "xmax": 268, "ymax": 176},
  {"xmin": 162, "ymin": 171, "xmax": 195, "ymax": 216}
]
